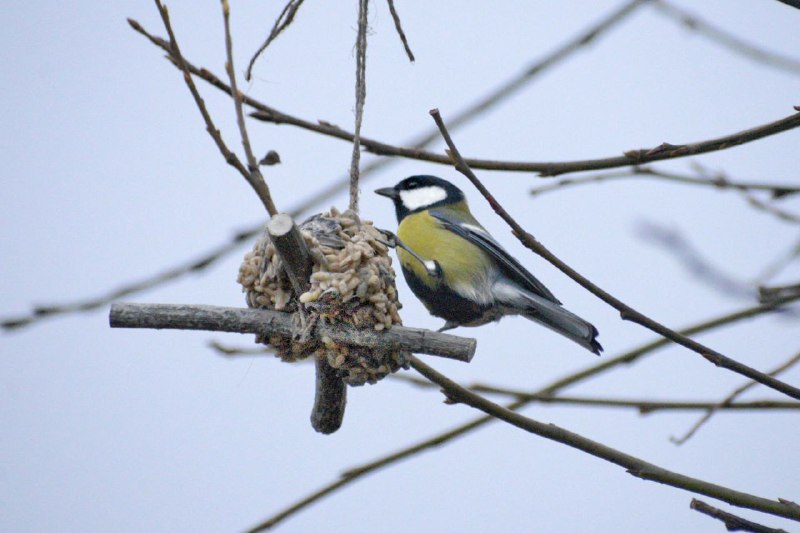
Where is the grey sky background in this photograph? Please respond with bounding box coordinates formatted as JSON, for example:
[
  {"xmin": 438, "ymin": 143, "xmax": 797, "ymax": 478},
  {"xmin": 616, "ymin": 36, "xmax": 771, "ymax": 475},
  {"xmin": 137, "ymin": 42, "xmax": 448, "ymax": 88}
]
[{"xmin": 2, "ymin": 1, "xmax": 800, "ymax": 531}]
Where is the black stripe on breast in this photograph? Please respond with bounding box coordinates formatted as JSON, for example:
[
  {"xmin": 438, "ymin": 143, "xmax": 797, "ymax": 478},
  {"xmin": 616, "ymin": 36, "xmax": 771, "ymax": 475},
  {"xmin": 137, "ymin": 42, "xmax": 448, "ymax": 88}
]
[{"xmin": 401, "ymin": 265, "xmax": 488, "ymax": 325}]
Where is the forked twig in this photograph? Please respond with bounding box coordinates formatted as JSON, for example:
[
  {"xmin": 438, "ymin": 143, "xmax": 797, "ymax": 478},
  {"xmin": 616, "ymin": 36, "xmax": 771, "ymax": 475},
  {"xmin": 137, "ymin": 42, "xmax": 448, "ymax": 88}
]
[
  {"xmin": 245, "ymin": 0, "xmax": 306, "ymax": 81},
  {"xmin": 151, "ymin": 1, "xmax": 277, "ymax": 215},
  {"xmin": 690, "ymin": 499, "xmax": 789, "ymax": 533},
  {"xmin": 672, "ymin": 350, "xmax": 800, "ymax": 444},
  {"xmin": 220, "ymin": 0, "xmax": 278, "ymax": 215}
]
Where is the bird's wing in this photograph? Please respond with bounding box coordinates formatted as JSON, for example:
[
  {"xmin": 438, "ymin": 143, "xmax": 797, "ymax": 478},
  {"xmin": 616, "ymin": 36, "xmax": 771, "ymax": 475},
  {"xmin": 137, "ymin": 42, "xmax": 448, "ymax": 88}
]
[{"xmin": 429, "ymin": 209, "xmax": 561, "ymax": 304}]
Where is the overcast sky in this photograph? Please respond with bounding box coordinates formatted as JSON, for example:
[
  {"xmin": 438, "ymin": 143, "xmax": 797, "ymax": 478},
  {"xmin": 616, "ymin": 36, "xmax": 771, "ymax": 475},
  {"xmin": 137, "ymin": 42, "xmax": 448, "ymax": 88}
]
[{"xmin": 2, "ymin": 2, "xmax": 800, "ymax": 532}]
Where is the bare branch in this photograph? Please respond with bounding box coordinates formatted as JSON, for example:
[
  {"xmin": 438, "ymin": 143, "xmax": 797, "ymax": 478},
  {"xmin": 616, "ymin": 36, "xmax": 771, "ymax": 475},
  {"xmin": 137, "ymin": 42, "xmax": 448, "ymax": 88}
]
[
  {"xmin": 409, "ymin": 356, "xmax": 800, "ymax": 522},
  {"xmin": 690, "ymin": 499, "xmax": 789, "ymax": 533},
  {"xmin": 672, "ymin": 350, "xmax": 800, "ymax": 444},
  {"xmin": 246, "ymin": 295, "xmax": 799, "ymax": 530},
  {"xmin": 251, "ymin": 104, "xmax": 800, "ymax": 176},
  {"xmin": 653, "ymin": 1, "xmax": 800, "ymax": 76},
  {"xmin": 109, "ymin": 303, "xmax": 476, "ymax": 363},
  {"xmin": 245, "ymin": 0, "xmax": 306, "ymax": 81},
  {"xmin": 430, "ymin": 107, "xmax": 800, "ymax": 401},
  {"xmin": 386, "ymin": 0, "xmax": 415, "ymax": 62}
]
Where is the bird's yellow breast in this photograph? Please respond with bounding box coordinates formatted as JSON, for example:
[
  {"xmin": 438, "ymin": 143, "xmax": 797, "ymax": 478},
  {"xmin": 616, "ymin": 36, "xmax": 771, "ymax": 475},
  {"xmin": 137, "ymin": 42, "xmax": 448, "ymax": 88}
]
[{"xmin": 396, "ymin": 210, "xmax": 492, "ymax": 290}]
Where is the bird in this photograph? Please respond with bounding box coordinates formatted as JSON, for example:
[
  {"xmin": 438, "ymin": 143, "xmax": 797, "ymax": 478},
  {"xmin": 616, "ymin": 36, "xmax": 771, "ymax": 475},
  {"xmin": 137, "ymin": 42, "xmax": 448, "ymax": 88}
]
[{"xmin": 375, "ymin": 175, "xmax": 602, "ymax": 355}]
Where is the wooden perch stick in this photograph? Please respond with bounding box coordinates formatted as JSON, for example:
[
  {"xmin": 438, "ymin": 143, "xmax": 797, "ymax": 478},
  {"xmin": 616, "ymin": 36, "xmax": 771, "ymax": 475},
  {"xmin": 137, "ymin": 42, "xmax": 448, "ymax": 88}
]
[
  {"xmin": 267, "ymin": 212, "xmax": 345, "ymax": 434},
  {"xmin": 267, "ymin": 214, "xmax": 313, "ymax": 296},
  {"xmin": 310, "ymin": 358, "xmax": 347, "ymax": 434},
  {"xmin": 109, "ymin": 303, "xmax": 477, "ymax": 362}
]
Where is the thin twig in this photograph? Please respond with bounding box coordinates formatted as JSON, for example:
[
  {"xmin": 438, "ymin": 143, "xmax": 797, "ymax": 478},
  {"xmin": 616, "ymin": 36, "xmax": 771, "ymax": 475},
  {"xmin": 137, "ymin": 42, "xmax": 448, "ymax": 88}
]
[
  {"xmin": 409, "ymin": 357, "xmax": 800, "ymax": 522},
  {"xmin": 743, "ymin": 193, "xmax": 800, "ymax": 224},
  {"xmin": 392, "ymin": 375, "xmax": 800, "ymax": 412},
  {"xmin": 688, "ymin": 162, "xmax": 800, "ymax": 225},
  {"xmin": 672, "ymin": 350, "xmax": 800, "ymax": 444},
  {"xmin": 386, "ymin": 0, "xmax": 414, "ymax": 61},
  {"xmin": 690, "ymin": 499, "xmax": 789, "ymax": 533},
  {"xmin": 245, "ymin": 0, "xmax": 306, "ymax": 81},
  {"xmin": 246, "ymin": 295, "xmax": 799, "ymax": 530},
  {"xmin": 479, "ymin": 392, "xmax": 800, "ymax": 413},
  {"xmin": 221, "ymin": 1, "xmax": 278, "ymax": 216},
  {"xmin": 430, "ymin": 107, "xmax": 800, "ymax": 401},
  {"xmin": 530, "ymin": 165, "xmax": 800, "ymax": 229},
  {"xmin": 208, "ymin": 340, "xmax": 272, "ymax": 357},
  {"xmin": 349, "ymin": 0, "xmax": 369, "ymax": 213},
  {"xmin": 151, "ymin": 2, "xmax": 277, "ymax": 215},
  {"xmin": 760, "ymin": 281, "xmax": 800, "ymax": 304},
  {"xmin": 529, "ymin": 165, "xmax": 800, "ymax": 199},
  {"xmin": 653, "ymin": 0, "xmax": 800, "ymax": 75}
]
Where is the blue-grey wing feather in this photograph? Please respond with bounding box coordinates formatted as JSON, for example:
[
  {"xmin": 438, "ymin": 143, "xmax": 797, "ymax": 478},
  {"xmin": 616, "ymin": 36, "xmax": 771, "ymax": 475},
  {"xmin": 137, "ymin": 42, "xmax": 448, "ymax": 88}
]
[{"xmin": 429, "ymin": 209, "xmax": 561, "ymax": 305}]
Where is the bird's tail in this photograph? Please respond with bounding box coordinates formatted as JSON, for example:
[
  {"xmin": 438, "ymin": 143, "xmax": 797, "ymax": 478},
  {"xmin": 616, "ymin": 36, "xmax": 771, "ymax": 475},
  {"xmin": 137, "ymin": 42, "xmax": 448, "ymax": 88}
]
[{"xmin": 510, "ymin": 289, "xmax": 603, "ymax": 355}]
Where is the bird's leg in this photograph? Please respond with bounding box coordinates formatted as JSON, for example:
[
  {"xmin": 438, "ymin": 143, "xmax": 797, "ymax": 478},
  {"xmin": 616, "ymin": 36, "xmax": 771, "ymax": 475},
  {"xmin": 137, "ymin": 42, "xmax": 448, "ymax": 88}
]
[
  {"xmin": 376, "ymin": 229, "xmax": 441, "ymax": 279},
  {"xmin": 437, "ymin": 321, "xmax": 458, "ymax": 332}
]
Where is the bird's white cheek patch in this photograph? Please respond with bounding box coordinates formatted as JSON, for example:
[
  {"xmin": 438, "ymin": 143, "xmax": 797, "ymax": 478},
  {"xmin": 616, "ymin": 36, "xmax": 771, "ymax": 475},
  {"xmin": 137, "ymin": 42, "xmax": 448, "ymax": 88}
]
[{"xmin": 399, "ymin": 186, "xmax": 447, "ymax": 211}]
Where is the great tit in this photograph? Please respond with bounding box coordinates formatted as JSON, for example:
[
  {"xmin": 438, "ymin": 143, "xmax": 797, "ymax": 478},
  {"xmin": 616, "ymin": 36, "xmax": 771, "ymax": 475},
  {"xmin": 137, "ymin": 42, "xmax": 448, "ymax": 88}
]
[{"xmin": 375, "ymin": 175, "xmax": 602, "ymax": 355}]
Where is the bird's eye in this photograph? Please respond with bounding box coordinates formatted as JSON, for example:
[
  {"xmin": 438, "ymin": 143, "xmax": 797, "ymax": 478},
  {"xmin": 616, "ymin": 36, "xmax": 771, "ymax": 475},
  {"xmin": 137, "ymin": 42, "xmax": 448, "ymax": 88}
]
[{"xmin": 406, "ymin": 181, "xmax": 419, "ymax": 189}]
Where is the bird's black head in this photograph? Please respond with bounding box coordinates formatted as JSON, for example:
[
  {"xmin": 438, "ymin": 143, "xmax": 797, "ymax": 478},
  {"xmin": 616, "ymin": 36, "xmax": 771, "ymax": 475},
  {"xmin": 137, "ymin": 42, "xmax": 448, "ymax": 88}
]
[{"xmin": 375, "ymin": 175, "xmax": 465, "ymax": 221}]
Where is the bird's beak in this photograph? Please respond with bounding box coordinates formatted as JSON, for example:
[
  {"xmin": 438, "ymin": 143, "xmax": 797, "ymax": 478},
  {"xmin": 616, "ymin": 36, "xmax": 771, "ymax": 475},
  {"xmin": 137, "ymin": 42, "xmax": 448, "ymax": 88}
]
[{"xmin": 374, "ymin": 187, "xmax": 399, "ymax": 200}]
